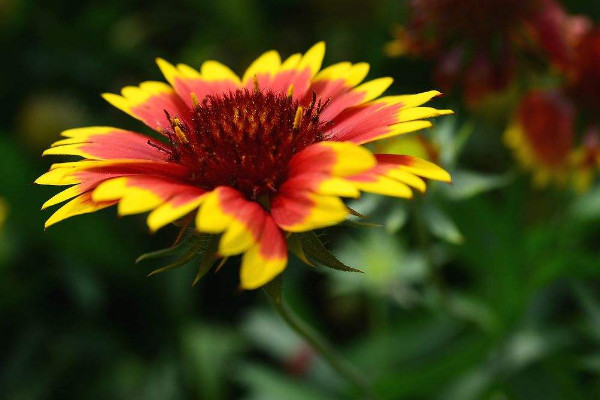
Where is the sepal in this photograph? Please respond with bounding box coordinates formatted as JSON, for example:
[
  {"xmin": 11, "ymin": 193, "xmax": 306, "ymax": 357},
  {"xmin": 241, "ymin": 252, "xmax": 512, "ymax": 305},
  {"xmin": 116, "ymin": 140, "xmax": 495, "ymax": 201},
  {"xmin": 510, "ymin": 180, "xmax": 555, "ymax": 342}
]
[
  {"xmin": 287, "ymin": 234, "xmax": 315, "ymax": 267},
  {"xmin": 289, "ymin": 231, "xmax": 363, "ymax": 273},
  {"xmin": 192, "ymin": 235, "xmax": 220, "ymax": 285},
  {"xmin": 136, "ymin": 232, "xmax": 221, "ymax": 283}
]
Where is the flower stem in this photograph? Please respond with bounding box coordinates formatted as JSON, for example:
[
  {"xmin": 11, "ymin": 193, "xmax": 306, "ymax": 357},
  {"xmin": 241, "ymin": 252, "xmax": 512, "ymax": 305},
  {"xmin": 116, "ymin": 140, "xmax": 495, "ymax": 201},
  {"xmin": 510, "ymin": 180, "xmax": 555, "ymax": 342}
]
[{"xmin": 264, "ymin": 290, "xmax": 375, "ymax": 399}]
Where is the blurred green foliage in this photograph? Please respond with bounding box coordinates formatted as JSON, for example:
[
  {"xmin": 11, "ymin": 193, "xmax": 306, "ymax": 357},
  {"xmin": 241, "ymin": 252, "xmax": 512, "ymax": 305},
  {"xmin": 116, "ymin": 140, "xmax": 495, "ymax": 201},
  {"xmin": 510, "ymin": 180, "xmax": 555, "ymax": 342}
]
[{"xmin": 1, "ymin": 0, "xmax": 600, "ymax": 399}]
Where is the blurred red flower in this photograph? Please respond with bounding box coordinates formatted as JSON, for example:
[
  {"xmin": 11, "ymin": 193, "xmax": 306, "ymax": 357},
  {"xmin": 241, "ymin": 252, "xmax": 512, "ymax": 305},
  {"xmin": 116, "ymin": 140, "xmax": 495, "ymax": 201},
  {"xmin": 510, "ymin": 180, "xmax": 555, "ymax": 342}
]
[{"xmin": 387, "ymin": 0, "xmax": 589, "ymax": 106}]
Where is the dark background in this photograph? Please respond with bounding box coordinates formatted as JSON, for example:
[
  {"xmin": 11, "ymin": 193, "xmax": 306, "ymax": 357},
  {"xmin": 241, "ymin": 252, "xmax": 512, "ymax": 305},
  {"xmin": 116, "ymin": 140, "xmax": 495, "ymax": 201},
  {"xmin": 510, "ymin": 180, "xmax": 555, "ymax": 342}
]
[{"xmin": 2, "ymin": 0, "xmax": 600, "ymax": 399}]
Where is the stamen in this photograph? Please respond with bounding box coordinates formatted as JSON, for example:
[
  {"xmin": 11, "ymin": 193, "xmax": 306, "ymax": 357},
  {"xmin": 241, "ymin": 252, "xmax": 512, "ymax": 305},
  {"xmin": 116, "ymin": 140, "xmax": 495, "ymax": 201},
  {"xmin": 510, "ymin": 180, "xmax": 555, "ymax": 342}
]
[
  {"xmin": 293, "ymin": 107, "xmax": 304, "ymax": 130},
  {"xmin": 308, "ymin": 90, "xmax": 317, "ymax": 113},
  {"xmin": 163, "ymin": 109, "xmax": 172, "ymax": 123},
  {"xmin": 287, "ymin": 84, "xmax": 295, "ymax": 98},
  {"xmin": 146, "ymin": 140, "xmax": 171, "ymax": 155},
  {"xmin": 162, "ymin": 89, "xmax": 327, "ymax": 199},
  {"xmin": 174, "ymin": 126, "xmax": 189, "ymax": 143},
  {"xmin": 190, "ymin": 92, "xmax": 200, "ymax": 108},
  {"xmin": 319, "ymin": 97, "xmax": 333, "ymax": 112}
]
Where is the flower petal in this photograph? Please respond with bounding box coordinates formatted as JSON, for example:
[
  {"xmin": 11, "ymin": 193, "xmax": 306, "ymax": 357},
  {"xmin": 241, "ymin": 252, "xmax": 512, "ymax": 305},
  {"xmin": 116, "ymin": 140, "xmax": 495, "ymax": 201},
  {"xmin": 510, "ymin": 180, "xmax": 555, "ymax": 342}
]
[
  {"xmin": 288, "ymin": 141, "xmax": 376, "ymax": 177},
  {"xmin": 147, "ymin": 192, "xmax": 207, "ymax": 232},
  {"xmin": 200, "ymin": 60, "xmax": 241, "ymax": 83},
  {"xmin": 270, "ymin": 189, "xmax": 349, "ymax": 232},
  {"xmin": 44, "ymin": 127, "xmax": 170, "ymax": 161},
  {"xmin": 92, "ymin": 176, "xmax": 201, "ymax": 217},
  {"xmin": 296, "ymin": 41, "xmax": 326, "ymax": 78},
  {"xmin": 240, "ymin": 216, "xmax": 287, "ymax": 289},
  {"xmin": 36, "ymin": 159, "xmax": 190, "ymax": 187},
  {"xmin": 102, "ymin": 82, "xmax": 192, "ymax": 132},
  {"xmin": 156, "ymin": 58, "xmax": 241, "ymax": 108},
  {"xmin": 283, "ymin": 173, "xmax": 361, "ymax": 198},
  {"xmin": 37, "ymin": 158, "xmax": 191, "ymax": 214},
  {"xmin": 345, "ymin": 173, "xmax": 414, "ymax": 198},
  {"xmin": 242, "ymin": 50, "xmax": 282, "ymax": 84},
  {"xmin": 304, "ymin": 61, "xmax": 371, "ymax": 122},
  {"xmin": 315, "ymin": 77, "xmax": 394, "ymax": 121},
  {"xmin": 271, "ymin": 141, "xmax": 378, "ymax": 231},
  {"xmin": 44, "ymin": 192, "xmax": 117, "ymax": 228},
  {"xmin": 42, "ymin": 185, "xmax": 88, "ymax": 210},
  {"xmin": 375, "ymin": 154, "xmax": 452, "ymax": 182},
  {"xmin": 243, "ymin": 42, "xmax": 325, "ymax": 99},
  {"xmin": 385, "ymin": 91, "xmax": 446, "ymax": 109},
  {"xmin": 325, "ymin": 91, "xmax": 452, "ymax": 144},
  {"xmin": 195, "ymin": 187, "xmax": 288, "ymax": 288},
  {"xmin": 313, "ymin": 62, "xmax": 370, "ymax": 89},
  {"xmin": 196, "ymin": 187, "xmax": 266, "ymax": 255}
]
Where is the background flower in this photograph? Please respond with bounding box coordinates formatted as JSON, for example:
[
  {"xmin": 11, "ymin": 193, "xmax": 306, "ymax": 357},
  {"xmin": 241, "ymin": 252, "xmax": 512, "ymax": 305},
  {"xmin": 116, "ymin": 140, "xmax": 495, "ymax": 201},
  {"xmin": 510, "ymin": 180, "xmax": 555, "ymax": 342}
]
[
  {"xmin": 386, "ymin": 0, "xmax": 589, "ymax": 106},
  {"xmin": 506, "ymin": 24, "xmax": 600, "ymax": 190},
  {"xmin": 504, "ymin": 90, "xmax": 575, "ymax": 186}
]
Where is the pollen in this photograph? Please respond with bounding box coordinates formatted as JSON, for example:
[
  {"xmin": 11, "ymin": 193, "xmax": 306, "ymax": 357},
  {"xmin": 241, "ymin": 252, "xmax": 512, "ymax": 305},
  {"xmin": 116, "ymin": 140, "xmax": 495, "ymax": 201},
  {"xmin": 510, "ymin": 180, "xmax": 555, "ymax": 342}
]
[
  {"xmin": 293, "ymin": 107, "xmax": 304, "ymax": 130},
  {"xmin": 164, "ymin": 89, "xmax": 329, "ymax": 200},
  {"xmin": 190, "ymin": 92, "xmax": 200, "ymax": 108}
]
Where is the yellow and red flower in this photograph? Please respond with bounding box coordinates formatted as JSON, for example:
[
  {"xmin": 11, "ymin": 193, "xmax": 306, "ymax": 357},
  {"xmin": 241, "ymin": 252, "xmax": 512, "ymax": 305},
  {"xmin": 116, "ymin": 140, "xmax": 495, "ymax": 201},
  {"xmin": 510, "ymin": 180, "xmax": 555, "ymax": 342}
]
[
  {"xmin": 504, "ymin": 90, "xmax": 575, "ymax": 186},
  {"xmin": 506, "ymin": 25, "xmax": 600, "ymax": 191},
  {"xmin": 37, "ymin": 43, "xmax": 452, "ymax": 289},
  {"xmin": 505, "ymin": 89, "xmax": 600, "ymax": 190}
]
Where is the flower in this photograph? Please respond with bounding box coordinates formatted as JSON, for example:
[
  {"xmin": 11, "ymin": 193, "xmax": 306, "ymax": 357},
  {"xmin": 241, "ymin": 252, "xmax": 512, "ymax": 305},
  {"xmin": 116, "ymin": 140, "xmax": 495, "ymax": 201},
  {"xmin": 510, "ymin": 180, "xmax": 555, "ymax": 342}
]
[
  {"xmin": 37, "ymin": 42, "xmax": 452, "ymax": 289},
  {"xmin": 563, "ymin": 27, "xmax": 600, "ymax": 190},
  {"xmin": 506, "ymin": 25, "xmax": 600, "ymax": 191},
  {"xmin": 571, "ymin": 128, "xmax": 600, "ymax": 192},
  {"xmin": 504, "ymin": 90, "xmax": 575, "ymax": 186},
  {"xmin": 386, "ymin": 0, "xmax": 587, "ymax": 105}
]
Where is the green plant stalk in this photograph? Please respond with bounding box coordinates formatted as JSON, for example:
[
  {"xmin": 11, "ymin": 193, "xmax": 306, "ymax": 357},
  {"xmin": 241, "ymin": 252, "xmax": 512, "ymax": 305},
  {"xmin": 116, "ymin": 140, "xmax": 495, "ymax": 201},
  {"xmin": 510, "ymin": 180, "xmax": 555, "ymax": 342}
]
[{"xmin": 264, "ymin": 290, "xmax": 375, "ymax": 400}]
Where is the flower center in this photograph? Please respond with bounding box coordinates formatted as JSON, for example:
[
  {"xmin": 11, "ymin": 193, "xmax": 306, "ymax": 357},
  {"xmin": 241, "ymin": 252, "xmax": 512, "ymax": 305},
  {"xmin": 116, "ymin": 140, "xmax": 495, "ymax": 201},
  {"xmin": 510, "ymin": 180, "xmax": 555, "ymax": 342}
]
[{"xmin": 164, "ymin": 89, "xmax": 329, "ymax": 200}]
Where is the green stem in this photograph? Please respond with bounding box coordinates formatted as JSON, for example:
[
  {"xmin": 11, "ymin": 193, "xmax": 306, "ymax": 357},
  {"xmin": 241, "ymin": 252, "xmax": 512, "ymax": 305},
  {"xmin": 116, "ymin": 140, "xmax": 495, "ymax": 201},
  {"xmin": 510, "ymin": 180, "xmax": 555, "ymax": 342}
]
[{"xmin": 264, "ymin": 290, "xmax": 375, "ymax": 399}]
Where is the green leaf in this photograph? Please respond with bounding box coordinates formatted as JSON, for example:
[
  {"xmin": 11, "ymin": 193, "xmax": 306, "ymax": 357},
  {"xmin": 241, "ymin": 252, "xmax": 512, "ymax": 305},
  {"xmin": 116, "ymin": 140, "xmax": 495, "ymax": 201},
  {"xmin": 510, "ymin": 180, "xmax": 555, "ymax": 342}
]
[
  {"xmin": 295, "ymin": 232, "xmax": 363, "ymax": 273},
  {"xmin": 435, "ymin": 118, "xmax": 473, "ymax": 167},
  {"xmin": 422, "ymin": 205, "xmax": 464, "ymax": 245},
  {"xmin": 192, "ymin": 235, "xmax": 220, "ymax": 286},
  {"xmin": 236, "ymin": 362, "xmax": 330, "ymax": 400},
  {"xmin": 385, "ymin": 205, "xmax": 408, "ymax": 233},
  {"xmin": 570, "ymin": 185, "xmax": 600, "ymax": 221},
  {"xmin": 443, "ymin": 169, "xmax": 514, "ymax": 200}
]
